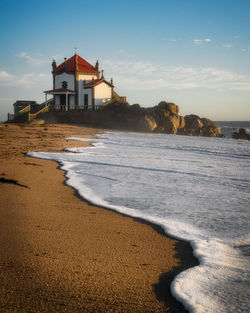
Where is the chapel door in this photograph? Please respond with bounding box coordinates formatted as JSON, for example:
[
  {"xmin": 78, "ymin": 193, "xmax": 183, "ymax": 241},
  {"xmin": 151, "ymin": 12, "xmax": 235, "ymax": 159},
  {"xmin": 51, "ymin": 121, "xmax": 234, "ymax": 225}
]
[
  {"xmin": 60, "ymin": 94, "xmax": 66, "ymax": 110},
  {"xmin": 84, "ymin": 94, "xmax": 88, "ymax": 110}
]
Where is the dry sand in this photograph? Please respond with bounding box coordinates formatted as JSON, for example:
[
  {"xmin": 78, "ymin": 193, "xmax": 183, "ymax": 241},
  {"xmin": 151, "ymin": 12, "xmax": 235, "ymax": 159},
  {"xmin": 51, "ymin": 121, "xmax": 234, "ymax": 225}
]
[{"xmin": 0, "ymin": 122, "xmax": 197, "ymax": 312}]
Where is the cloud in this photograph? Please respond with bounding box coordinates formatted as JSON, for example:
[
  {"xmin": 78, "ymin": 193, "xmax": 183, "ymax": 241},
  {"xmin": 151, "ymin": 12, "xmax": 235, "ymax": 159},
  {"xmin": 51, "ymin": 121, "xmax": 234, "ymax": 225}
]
[
  {"xmin": 0, "ymin": 70, "xmax": 50, "ymax": 88},
  {"xmin": 101, "ymin": 59, "xmax": 157, "ymax": 76},
  {"xmin": 0, "ymin": 71, "xmax": 16, "ymax": 83},
  {"xmin": 222, "ymin": 44, "xmax": 234, "ymax": 48},
  {"xmin": 193, "ymin": 39, "xmax": 203, "ymax": 45},
  {"xmin": 17, "ymin": 52, "xmax": 49, "ymax": 66},
  {"xmin": 193, "ymin": 38, "xmax": 212, "ymax": 45},
  {"xmin": 101, "ymin": 59, "xmax": 250, "ymax": 91}
]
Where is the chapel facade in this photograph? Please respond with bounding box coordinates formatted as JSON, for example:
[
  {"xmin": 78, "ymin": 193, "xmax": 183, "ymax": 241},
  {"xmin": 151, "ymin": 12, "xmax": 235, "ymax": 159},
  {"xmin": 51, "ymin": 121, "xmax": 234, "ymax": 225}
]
[{"xmin": 44, "ymin": 53, "xmax": 114, "ymax": 110}]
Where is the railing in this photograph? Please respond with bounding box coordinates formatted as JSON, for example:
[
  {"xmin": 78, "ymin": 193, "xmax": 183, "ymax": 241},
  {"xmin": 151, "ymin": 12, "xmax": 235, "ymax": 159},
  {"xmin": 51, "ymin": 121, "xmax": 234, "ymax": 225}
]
[
  {"xmin": 40, "ymin": 98, "xmax": 54, "ymax": 106},
  {"xmin": 29, "ymin": 104, "xmax": 50, "ymax": 121},
  {"xmin": 8, "ymin": 113, "xmax": 15, "ymax": 121},
  {"xmin": 18, "ymin": 104, "xmax": 31, "ymax": 114},
  {"xmin": 112, "ymin": 91, "xmax": 127, "ymax": 103}
]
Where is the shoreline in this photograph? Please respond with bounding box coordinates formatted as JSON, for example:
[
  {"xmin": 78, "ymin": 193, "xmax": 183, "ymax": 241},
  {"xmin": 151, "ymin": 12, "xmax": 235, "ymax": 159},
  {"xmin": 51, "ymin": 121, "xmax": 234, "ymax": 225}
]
[{"xmin": 0, "ymin": 122, "xmax": 198, "ymax": 312}]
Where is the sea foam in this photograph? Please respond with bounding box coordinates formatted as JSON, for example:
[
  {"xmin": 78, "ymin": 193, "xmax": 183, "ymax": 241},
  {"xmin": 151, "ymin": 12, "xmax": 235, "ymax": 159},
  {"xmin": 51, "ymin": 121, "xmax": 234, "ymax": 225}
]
[{"xmin": 29, "ymin": 131, "xmax": 250, "ymax": 313}]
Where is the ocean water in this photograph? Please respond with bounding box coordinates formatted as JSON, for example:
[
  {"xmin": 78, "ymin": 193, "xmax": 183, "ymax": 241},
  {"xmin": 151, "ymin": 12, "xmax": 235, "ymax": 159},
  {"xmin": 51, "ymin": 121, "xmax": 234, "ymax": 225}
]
[
  {"xmin": 217, "ymin": 121, "xmax": 250, "ymax": 138},
  {"xmin": 29, "ymin": 131, "xmax": 250, "ymax": 313}
]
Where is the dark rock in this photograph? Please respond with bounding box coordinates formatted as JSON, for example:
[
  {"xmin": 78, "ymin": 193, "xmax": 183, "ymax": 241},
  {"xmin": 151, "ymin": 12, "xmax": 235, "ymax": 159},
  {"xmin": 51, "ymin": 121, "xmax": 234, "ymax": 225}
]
[
  {"xmin": 137, "ymin": 115, "xmax": 157, "ymax": 132},
  {"xmin": 178, "ymin": 116, "xmax": 185, "ymax": 129},
  {"xmin": 232, "ymin": 128, "xmax": 250, "ymax": 140},
  {"xmin": 130, "ymin": 103, "xmax": 141, "ymax": 111},
  {"xmin": 104, "ymin": 101, "xmax": 130, "ymax": 112},
  {"xmin": 160, "ymin": 115, "xmax": 180, "ymax": 134}
]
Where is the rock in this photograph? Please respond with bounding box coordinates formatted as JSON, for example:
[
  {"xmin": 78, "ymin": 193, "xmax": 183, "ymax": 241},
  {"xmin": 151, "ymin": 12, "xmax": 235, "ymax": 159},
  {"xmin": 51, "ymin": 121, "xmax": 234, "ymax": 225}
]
[
  {"xmin": 155, "ymin": 101, "xmax": 179, "ymax": 117},
  {"xmin": 183, "ymin": 115, "xmax": 203, "ymax": 135},
  {"xmin": 104, "ymin": 101, "xmax": 130, "ymax": 112},
  {"xmin": 137, "ymin": 115, "xmax": 157, "ymax": 132},
  {"xmin": 130, "ymin": 103, "xmax": 141, "ymax": 111},
  {"xmin": 200, "ymin": 118, "xmax": 221, "ymax": 137},
  {"xmin": 178, "ymin": 116, "xmax": 185, "ymax": 129},
  {"xmin": 160, "ymin": 115, "xmax": 180, "ymax": 134},
  {"xmin": 56, "ymin": 99, "xmax": 220, "ymax": 137},
  {"xmin": 232, "ymin": 128, "xmax": 250, "ymax": 140}
]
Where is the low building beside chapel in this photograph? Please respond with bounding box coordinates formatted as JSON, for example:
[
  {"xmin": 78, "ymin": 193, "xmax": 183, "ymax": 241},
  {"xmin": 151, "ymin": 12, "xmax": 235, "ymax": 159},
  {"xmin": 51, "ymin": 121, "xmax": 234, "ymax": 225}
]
[{"xmin": 44, "ymin": 53, "xmax": 117, "ymax": 110}]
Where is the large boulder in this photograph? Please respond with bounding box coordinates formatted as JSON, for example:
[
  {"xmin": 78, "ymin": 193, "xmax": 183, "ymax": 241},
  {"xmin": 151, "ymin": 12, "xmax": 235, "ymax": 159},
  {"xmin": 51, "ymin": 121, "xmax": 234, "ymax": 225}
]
[
  {"xmin": 154, "ymin": 101, "xmax": 179, "ymax": 117},
  {"xmin": 200, "ymin": 118, "xmax": 221, "ymax": 137},
  {"xmin": 183, "ymin": 114, "xmax": 203, "ymax": 135},
  {"xmin": 160, "ymin": 115, "xmax": 180, "ymax": 134},
  {"xmin": 137, "ymin": 115, "xmax": 157, "ymax": 132}
]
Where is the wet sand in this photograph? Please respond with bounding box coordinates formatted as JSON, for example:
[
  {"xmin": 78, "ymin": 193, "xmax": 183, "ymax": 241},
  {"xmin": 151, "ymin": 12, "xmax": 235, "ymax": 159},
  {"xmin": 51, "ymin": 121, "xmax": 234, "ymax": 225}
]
[{"xmin": 0, "ymin": 122, "xmax": 197, "ymax": 312}]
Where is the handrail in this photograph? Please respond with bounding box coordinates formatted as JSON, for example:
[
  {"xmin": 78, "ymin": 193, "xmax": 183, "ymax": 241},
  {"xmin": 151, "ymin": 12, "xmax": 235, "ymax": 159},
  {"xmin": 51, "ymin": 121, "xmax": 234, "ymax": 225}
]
[
  {"xmin": 29, "ymin": 104, "xmax": 50, "ymax": 121},
  {"xmin": 18, "ymin": 104, "xmax": 31, "ymax": 113},
  {"xmin": 112, "ymin": 91, "xmax": 127, "ymax": 103}
]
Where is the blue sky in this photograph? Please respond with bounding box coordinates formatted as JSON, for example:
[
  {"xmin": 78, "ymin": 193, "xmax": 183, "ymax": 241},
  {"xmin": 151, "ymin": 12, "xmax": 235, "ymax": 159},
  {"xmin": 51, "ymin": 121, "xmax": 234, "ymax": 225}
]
[{"xmin": 0, "ymin": 0, "xmax": 250, "ymax": 121}]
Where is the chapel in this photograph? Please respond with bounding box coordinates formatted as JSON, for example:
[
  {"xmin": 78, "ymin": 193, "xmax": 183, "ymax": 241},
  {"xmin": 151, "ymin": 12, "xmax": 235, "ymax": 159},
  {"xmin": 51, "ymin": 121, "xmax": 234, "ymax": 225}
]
[{"xmin": 44, "ymin": 53, "xmax": 115, "ymax": 110}]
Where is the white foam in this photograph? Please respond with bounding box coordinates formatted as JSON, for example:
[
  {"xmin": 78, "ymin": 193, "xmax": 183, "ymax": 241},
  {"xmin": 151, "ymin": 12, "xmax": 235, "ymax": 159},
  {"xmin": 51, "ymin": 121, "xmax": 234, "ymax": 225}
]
[{"xmin": 28, "ymin": 131, "xmax": 250, "ymax": 313}]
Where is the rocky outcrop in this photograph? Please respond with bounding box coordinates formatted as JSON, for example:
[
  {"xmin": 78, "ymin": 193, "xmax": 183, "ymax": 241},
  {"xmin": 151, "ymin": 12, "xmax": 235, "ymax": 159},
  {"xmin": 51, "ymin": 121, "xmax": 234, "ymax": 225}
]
[
  {"xmin": 101, "ymin": 101, "xmax": 221, "ymax": 136},
  {"xmin": 232, "ymin": 128, "xmax": 250, "ymax": 140},
  {"xmin": 40, "ymin": 100, "xmax": 221, "ymax": 137}
]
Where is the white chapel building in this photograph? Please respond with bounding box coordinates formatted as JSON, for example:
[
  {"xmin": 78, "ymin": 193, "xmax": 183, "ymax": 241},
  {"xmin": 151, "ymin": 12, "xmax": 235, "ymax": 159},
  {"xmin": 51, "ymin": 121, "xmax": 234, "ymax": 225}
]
[{"xmin": 44, "ymin": 53, "xmax": 115, "ymax": 110}]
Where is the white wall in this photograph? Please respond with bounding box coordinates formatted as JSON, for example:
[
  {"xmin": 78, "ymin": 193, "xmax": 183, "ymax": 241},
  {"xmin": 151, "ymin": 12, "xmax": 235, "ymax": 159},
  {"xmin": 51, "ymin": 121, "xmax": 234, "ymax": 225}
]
[
  {"xmin": 94, "ymin": 83, "xmax": 112, "ymax": 107},
  {"xmin": 55, "ymin": 73, "xmax": 75, "ymax": 90},
  {"xmin": 78, "ymin": 74, "xmax": 97, "ymax": 83},
  {"xmin": 79, "ymin": 88, "xmax": 92, "ymax": 108},
  {"xmin": 78, "ymin": 75, "xmax": 97, "ymax": 106}
]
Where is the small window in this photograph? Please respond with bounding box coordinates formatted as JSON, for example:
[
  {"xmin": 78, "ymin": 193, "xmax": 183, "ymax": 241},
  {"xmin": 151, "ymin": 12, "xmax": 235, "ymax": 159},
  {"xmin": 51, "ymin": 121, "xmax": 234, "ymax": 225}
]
[{"xmin": 62, "ymin": 81, "xmax": 68, "ymax": 89}]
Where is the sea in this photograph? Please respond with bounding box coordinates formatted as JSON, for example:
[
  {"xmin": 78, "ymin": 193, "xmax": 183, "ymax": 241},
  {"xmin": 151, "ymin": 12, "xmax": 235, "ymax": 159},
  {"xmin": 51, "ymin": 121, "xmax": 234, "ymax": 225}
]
[{"xmin": 29, "ymin": 121, "xmax": 250, "ymax": 313}]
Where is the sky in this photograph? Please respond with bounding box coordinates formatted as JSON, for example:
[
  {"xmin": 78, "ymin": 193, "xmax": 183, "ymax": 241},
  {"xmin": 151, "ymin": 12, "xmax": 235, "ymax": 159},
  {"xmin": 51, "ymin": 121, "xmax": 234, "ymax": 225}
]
[{"xmin": 0, "ymin": 0, "xmax": 250, "ymax": 121}]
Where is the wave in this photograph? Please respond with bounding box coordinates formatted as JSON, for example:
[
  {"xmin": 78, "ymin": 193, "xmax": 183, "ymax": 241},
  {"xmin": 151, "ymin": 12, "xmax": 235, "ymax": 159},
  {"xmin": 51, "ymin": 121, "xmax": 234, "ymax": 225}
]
[{"xmin": 28, "ymin": 132, "xmax": 250, "ymax": 313}]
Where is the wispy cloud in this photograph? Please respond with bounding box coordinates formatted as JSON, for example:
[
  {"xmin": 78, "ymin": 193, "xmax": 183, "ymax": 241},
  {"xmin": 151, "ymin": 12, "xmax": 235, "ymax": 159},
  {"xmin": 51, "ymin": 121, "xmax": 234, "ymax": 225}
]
[
  {"xmin": 0, "ymin": 71, "xmax": 16, "ymax": 83},
  {"xmin": 0, "ymin": 70, "xmax": 50, "ymax": 87},
  {"xmin": 193, "ymin": 38, "xmax": 212, "ymax": 45},
  {"xmin": 17, "ymin": 52, "xmax": 49, "ymax": 66},
  {"xmin": 222, "ymin": 44, "xmax": 234, "ymax": 48},
  {"xmin": 193, "ymin": 39, "xmax": 203, "ymax": 45},
  {"xmin": 102, "ymin": 59, "xmax": 250, "ymax": 91}
]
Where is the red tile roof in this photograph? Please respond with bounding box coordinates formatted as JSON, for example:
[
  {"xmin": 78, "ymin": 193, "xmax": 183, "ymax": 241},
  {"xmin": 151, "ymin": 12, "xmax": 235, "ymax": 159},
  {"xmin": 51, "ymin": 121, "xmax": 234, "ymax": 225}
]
[
  {"xmin": 54, "ymin": 54, "xmax": 97, "ymax": 73},
  {"xmin": 44, "ymin": 88, "xmax": 75, "ymax": 93},
  {"xmin": 84, "ymin": 78, "xmax": 113, "ymax": 88},
  {"xmin": 84, "ymin": 78, "xmax": 103, "ymax": 87}
]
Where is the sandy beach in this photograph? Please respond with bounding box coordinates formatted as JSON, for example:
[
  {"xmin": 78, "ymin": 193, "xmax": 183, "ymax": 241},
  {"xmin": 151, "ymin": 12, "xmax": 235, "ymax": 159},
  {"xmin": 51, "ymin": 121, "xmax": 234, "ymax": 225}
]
[{"xmin": 0, "ymin": 122, "xmax": 197, "ymax": 312}]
